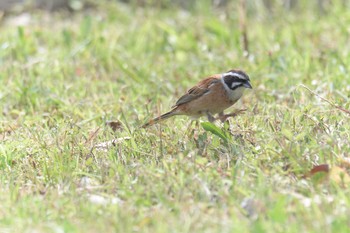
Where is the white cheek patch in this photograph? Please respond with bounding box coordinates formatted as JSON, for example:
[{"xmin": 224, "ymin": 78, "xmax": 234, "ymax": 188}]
[{"xmin": 231, "ymin": 82, "xmax": 242, "ymax": 89}]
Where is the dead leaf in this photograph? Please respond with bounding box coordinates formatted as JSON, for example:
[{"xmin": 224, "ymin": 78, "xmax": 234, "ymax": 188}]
[
  {"xmin": 309, "ymin": 164, "xmax": 330, "ymax": 176},
  {"xmin": 106, "ymin": 120, "xmax": 123, "ymax": 132},
  {"xmin": 303, "ymin": 164, "xmax": 330, "ymax": 183}
]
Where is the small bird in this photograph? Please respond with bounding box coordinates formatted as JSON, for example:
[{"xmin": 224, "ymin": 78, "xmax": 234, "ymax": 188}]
[{"xmin": 142, "ymin": 69, "xmax": 252, "ymax": 127}]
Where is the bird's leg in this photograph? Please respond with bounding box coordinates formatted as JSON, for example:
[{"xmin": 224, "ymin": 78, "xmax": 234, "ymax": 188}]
[
  {"xmin": 217, "ymin": 111, "xmax": 230, "ymax": 122},
  {"xmin": 228, "ymin": 108, "xmax": 247, "ymax": 117},
  {"xmin": 205, "ymin": 111, "xmax": 215, "ymax": 122}
]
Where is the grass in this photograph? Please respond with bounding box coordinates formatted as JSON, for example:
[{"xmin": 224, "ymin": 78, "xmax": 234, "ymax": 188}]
[{"xmin": 1, "ymin": 1, "xmax": 350, "ymax": 232}]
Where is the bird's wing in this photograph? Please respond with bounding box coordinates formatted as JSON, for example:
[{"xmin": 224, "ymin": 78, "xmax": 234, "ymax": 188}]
[{"xmin": 174, "ymin": 76, "xmax": 220, "ymax": 107}]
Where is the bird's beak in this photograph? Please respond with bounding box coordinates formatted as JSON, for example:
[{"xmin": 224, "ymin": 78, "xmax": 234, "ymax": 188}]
[{"xmin": 243, "ymin": 81, "xmax": 252, "ymax": 89}]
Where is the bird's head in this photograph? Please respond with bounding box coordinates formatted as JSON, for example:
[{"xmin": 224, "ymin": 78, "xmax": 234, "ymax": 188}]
[{"xmin": 222, "ymin": 69, "xmax": 252, "ymax": 90}]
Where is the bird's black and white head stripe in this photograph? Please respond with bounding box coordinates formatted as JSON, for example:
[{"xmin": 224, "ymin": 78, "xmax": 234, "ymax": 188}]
[{"xmin": 222, "ymin": 69, "xmax": 252, "ymax": 90}]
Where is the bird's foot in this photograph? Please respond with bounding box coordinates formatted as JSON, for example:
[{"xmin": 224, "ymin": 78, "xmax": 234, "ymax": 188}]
[{"xmin": 217, "ymin": 109, "xmax": 247, "ymax": 122}]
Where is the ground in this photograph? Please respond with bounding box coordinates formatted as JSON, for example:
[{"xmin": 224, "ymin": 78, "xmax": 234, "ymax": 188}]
[{"xmin": 0, "ymin": 1, "xmax": 350, "ymax": 232}]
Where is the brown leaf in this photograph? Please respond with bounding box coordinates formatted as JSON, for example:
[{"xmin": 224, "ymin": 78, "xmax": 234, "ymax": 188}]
[
  {"xmin": 310, "ymin": 164, "xmax": 330, "ymax": 175},
  {"xmin": 106, "ymin": 120, "xmax": 123, "ymax": 132},
  {"xmin": 302, "ymin": 164, "xmax": 330, "ymax": 179}
]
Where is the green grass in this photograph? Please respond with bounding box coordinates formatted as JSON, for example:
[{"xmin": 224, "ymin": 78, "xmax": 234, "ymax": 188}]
[{"xmin": 1, "ymin": 1, "xmax": 350, "ymax": 232}]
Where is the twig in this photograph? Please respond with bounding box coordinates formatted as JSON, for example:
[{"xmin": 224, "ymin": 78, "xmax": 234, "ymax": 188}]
[
  {"xmin": 299, "ymin": 84, "xmax": 350, "ymax": 115},
  {"xmin": 238, "ymin": 0, "xmax": 249, "ymax": 56}
]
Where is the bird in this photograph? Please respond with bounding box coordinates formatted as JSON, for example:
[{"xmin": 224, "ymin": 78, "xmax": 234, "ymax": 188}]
[{"xmin": 142, "ymin": 69, "xmax": 252, "ymax": 128}]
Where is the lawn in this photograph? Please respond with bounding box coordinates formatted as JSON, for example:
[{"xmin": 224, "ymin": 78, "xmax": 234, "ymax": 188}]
[{"xmin": 0, "ymin": 1, "xmax": 350, "ymax": 232}]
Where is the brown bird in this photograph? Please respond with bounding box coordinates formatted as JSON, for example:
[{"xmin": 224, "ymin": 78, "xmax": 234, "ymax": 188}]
[{"xmin": 142, "ymin": 69, "xmax": 252, "ymax": 127}]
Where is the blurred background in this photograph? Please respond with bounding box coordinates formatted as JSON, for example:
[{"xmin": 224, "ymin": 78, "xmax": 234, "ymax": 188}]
[
  {"xmin": 1, "ymin": 0, "xmax": 349, "ymax": 123},
  {"xmin": 0, "ymin": 0, "xmax": 342, "ymax": 12}
]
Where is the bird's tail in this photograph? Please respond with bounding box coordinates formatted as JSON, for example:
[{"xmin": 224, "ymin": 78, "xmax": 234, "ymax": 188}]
[{"xmin": 142, "ymin": 109, "xmax": 178, "ymax": 128}]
